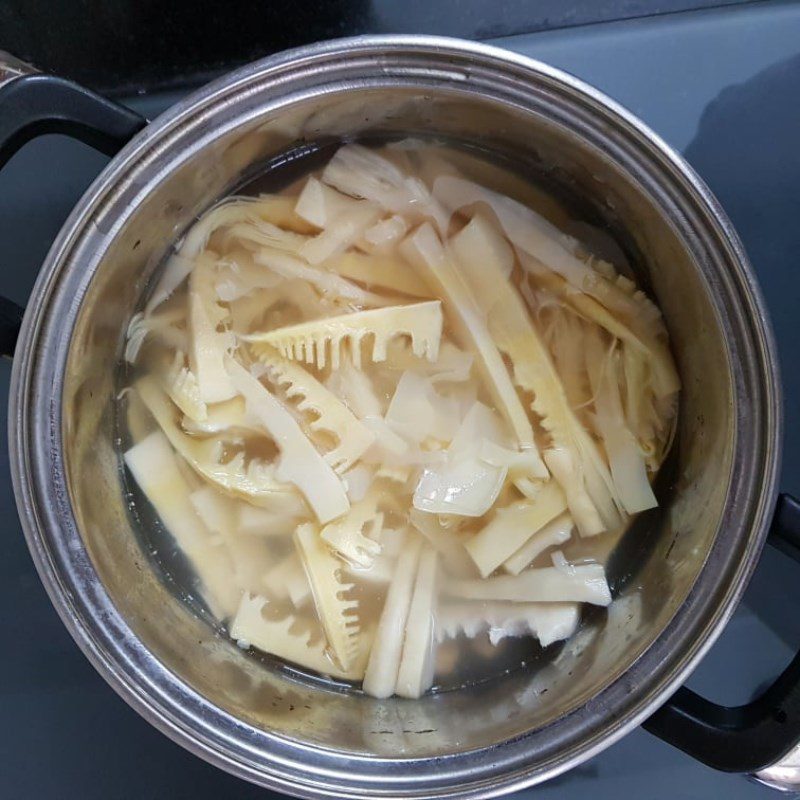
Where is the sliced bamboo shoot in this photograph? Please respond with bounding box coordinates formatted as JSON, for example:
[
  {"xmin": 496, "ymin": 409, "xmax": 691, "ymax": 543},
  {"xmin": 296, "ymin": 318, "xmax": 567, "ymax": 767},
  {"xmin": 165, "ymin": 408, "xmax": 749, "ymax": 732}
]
[
  {"xmin": 320, "ymin": 492, "xmax": 384, "ymax": 568},
  {"xmin": 231, "ymin": 594, "xmax": 369, "ymax": 681},
  {"xmin": 503, "ymin": 512, "xmax": 574, "ymax": 575},
  {"xmin": 247, "ymin": 300, "xmax": 442, "ymax": 370},
  {"xmin": 396, "ymin": 548, "xmax": 439, "ymax": 698},
  {"xmin": 446, "ymin": 561, "xmax": 611, "ymax": 606},
  {"xmin": 464, "ymin": 481, "xmax": 568, "ymax": 577},
  {"xmin": 136, "ymin": 376, "xmax": 299, "ymax": 509},
  {"xmin": 226, "ymin": 358, "xmax": 350, "ymax": 524},
  {"xmin": 325, "ymin": 251, "xmax": 430, "ymax": 297},
  {"xmin": 362, "ymin": 536, "xmax": 423, "ymax": 698},
  {"xmin": 295, "ymin": 523, "xmax": 360, "ymax": 670},
  {"xmin": 181, "ymin": 396, "xmax": 249, "ymax": 437},
  {"xmin": 254, "ymin": 345, "xmax": 375, "ymax": 472}
]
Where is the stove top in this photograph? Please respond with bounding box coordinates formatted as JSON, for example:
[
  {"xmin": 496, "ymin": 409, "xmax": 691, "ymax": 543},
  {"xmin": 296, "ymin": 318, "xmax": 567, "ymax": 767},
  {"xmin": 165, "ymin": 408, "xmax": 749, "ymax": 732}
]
[{"xmin": 2, "ymin": 3, "xmax": 800, "ymax": 797}]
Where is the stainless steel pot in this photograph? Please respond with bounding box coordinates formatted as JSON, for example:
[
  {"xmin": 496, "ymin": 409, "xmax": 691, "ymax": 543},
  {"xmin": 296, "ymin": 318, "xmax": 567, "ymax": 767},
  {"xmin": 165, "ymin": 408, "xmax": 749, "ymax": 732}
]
[{"xmin": 2, "ymin": 35, "xmax": 799, "ymax": 798}]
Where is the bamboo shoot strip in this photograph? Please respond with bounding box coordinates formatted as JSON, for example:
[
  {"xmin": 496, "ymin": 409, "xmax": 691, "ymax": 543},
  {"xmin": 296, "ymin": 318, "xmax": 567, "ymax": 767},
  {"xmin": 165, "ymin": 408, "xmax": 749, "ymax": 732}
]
[
  {"xmin": 465, "ymin": 481, "xmax": 568, "ymax": 578},
  {"xmin": 362, "ymin": 537, "xmax": 423, "ymax": 698},
  {"xmin": 396, "ymin": 547, "xmax": 439, "ymax": 698},
  {"xmin": 446, "ymin": 561, "xmax": 611, "ymax": 606},
  {"xmin": 503, "ymin": 513, "xmax": 574, "ymax": 575}
]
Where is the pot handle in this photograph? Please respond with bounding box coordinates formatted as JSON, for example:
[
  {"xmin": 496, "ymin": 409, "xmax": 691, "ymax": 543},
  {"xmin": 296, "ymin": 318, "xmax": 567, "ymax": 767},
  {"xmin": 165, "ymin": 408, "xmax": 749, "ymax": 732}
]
[
  {"xmin": 0, "ymin": 51, "xmax": 147, "ymax": 358},
  {"xmin": 643, "ymin": 492, "xmax": 800, "ymax": 790}
]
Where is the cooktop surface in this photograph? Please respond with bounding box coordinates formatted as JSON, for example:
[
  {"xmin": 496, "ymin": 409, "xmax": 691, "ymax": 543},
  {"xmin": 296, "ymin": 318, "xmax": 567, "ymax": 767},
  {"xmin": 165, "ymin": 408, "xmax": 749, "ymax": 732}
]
[{"xmin": 2, "ymin": 2, "xmax": 799, "ymax": 797}]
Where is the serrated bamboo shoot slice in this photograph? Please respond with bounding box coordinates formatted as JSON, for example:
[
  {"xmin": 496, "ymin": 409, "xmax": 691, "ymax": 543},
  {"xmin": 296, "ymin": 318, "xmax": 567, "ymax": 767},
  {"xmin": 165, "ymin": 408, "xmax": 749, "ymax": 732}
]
[
  {"xmin": 400, "ymin": 223, "xmax": 539, "ymax": 454},
  {"xmin": 231, "ymin": 595, "xmax": 368, "ymax": 680},
  {"xmin": 295, "ymin": 523, "xmax": 360, "ymax": 670},
  {"xmin": 363, "ymin": 536, "xmax": 423, "ymax": 699},
  {"xmin": 372, "ymin": 525, "xmax": 409, "ymax": 561},
  {"xmin": 247, "ymin": 300, "xmax": 443, "ymax": 370},
  {"xmin": 436, "ymin": 601, "xmax": 580, "ymax": 647},
  {"xmin": 125, "ymin": 432, "xmax": 240, "ymax": 619},
  {"xmin": 254, "ymin": 346, "xmax": 375, "ymax": 472},
  {"xmin": 503, "ymin": 512, "xmax": 574, "ymax": 575},
  {"xmin": 446, "ymin": 562, "xmax": 611, "ymax": 606},
  {"xmin": 226, "ymin": 358, "xmax": 349, "ymax": 524},
  {"xmin": 136, "ymin": 376, "xmax": 299, "ymax": 509},
  {"xmin": 164, "ymin": 351, "xmax": 207, "ymax": 422},
  {"xmin": 189, "ymin": 254, "xmax": 236, "ymax": 403},
  {"xmin": 396, "ymin": 547, "xmax": 439, "ymax": 698},
  {"xmin": 464, "ymin": 482, "xmax": 568, "ymax": 578},
  {"xmin": 320, "ymin": 493, "xmax": 383, "ymax": 568}
]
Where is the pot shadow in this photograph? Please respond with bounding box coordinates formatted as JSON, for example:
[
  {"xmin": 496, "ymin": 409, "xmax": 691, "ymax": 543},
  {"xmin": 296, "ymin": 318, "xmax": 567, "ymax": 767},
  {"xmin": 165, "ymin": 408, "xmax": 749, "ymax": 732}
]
[{"xmin": 682, "ymin": 54, "xmax": 800, "ymax": 649}]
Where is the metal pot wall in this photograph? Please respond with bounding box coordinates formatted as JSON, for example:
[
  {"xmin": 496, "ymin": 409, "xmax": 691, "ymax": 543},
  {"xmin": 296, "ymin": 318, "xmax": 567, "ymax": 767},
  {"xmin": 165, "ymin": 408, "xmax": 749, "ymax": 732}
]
[{"xmin": 1, "ymin": 35, "xmax": 799, "ymax": 798}]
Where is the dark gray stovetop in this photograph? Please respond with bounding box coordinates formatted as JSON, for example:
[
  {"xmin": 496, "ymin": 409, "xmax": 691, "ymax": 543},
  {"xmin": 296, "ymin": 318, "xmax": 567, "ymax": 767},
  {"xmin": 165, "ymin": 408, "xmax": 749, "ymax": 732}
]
[{"xmin": 2, "ymin": 3, "xmax": 800, "ymax": 797}]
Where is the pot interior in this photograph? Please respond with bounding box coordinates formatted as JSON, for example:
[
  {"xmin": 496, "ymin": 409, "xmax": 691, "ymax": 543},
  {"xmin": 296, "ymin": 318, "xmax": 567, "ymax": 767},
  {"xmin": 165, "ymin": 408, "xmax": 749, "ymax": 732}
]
[{"xmin": 61, "ymin": 80, "xmax": 736, "ymax": 762}]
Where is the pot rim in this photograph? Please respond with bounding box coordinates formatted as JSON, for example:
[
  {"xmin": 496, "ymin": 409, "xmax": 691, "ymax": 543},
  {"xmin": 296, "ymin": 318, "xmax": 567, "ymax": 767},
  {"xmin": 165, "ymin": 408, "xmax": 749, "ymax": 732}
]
[{"xmin": 8, "ymin": 34, "xmax": 782, "ymax": 798}]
